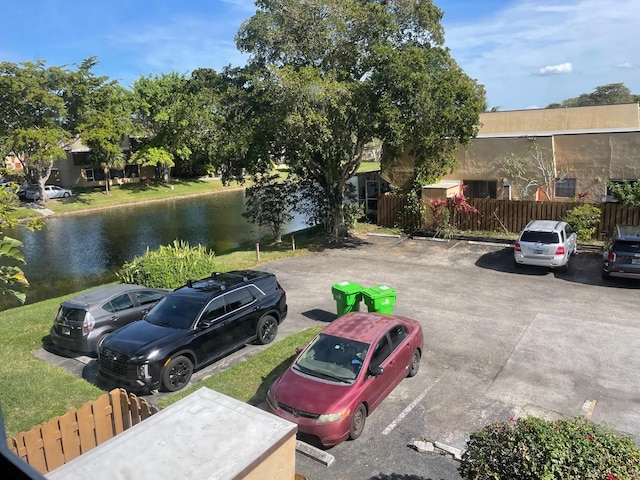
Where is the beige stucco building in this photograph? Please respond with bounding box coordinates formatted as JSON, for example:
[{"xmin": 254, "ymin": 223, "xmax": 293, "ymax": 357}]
[
  {"xmin": 442, "ymin": 103, "xmax": 640, "ymax": 202},
  {"xmin": 54, "ymin": 136, "xmax": 157, "ymax": 189}
]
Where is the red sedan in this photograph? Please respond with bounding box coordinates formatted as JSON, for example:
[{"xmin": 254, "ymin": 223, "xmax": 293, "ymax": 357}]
[{"xmin": 265, "ymin": 312, "xmax": 423, "ymax": 447}]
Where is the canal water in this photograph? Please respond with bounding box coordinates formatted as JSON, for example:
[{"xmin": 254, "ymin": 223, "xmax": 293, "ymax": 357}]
[{"xmin": 3, "ymin": 190, "xmax": 307, "ymax": 309}]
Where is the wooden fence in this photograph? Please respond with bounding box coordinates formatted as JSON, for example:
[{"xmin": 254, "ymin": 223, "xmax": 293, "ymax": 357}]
[
  {"xmin": 6, "ymin": 389, "xmax": 158, "ymax": 474},
  {"xmin": 377, "ymin": 194, "xmax": 640, "ymax": 238}
]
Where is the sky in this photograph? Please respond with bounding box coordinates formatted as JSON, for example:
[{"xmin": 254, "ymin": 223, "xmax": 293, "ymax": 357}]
[{"xmin": 2, "ymin": 0, "xmax": 639, "ymax": 111}]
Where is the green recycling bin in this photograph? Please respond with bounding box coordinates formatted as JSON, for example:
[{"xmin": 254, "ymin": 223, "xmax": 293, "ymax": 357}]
[
  {"xmin": 362, "ymin": 285, "xmax": 396, "ymax": 314},
  {"xmin": 332, "ymin": 281, "xmax": 363, "ymax": 316}
]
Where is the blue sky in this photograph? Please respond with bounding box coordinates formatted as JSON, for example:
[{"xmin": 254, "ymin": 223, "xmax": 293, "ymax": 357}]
[{"xmin": 2, "ymin": 0, "xmax": 639, "ymax": 110}]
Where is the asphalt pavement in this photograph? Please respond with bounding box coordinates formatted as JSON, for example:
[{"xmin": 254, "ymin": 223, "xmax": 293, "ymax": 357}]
[{"xmin": 37, "ymin": 234, "xmax": 640, "ymax": 480}]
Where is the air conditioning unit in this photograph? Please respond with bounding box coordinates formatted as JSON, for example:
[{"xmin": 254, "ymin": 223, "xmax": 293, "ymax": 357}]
[{"xmin": 601, "ymin": 195, "xmax": 619, "ymax": 203}]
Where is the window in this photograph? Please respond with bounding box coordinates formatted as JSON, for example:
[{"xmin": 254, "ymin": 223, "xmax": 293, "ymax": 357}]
[
  {"xmin": 200, "ymin": 297, "xmax": 226, "ymax": 323},
  {"xmin": 388, "ymin": 325, "xmax": 408, "ymax": 348},
  {"xmin": 224, "ymin": 287, "xmax": 256, "ymax": 312},
  {"xmin": 555, "ymin": 178, "xmax": 576, "ymax": 198},
  {"xmin": 73, "ymin": 152, "xmax": 91, "ymax": 166},
  {"xmin": 463, "ymin": 180, "xmax": 497, "ymax": 199},
  {"xmin": 371, "ymin": 335, "xmax": 392, "ymax": 368},
  {"xmin": 104, "ymin": 294, "xmax": 134, "ymax": 313},
  {"xmin": 135, "ymin": 290, "xmax": 165, "ymax": 306},
  {"xmin": 84, "ymin": 168, "xmax": 95, "ymax": 182},
  {"xmin": 606, "ymin": 180, "xmax": 637, "ymax": 196}
]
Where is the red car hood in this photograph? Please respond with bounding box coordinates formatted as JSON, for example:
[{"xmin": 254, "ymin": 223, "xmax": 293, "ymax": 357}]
[{"xmin": 272, "ymin": 367, "xmax": 353, "ymax": 413}]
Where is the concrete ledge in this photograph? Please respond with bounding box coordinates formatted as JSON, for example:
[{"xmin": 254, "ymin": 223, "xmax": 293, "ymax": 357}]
[
  {"xmin": 434, "ymin": 441, "xmax": 463, "ymax": 461},
  {"xmin": 366, "ymin": 233, "xmax": 402, "ymax": 238},
  {"xmin": 296, "ymin": 440, "xmax": 335, "ymax": 467}
]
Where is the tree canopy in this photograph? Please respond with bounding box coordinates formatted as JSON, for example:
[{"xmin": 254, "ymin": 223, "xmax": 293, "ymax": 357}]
[
  {"xmin": 234, "ymin": 0, "xmax": 485, "ymax": 237},
  {"xmin": 547, "ymin": 82, "xmax": 639, "ymax": 108}
]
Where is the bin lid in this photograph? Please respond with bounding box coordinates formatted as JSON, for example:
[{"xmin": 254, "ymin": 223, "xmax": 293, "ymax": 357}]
[
  {"xmin": 331, "ymin": 281, "xmax": 363, "ymax": 294},
  {"xmin": 362, "ymin": 285, "xmax": 396, "ymax": 298}
]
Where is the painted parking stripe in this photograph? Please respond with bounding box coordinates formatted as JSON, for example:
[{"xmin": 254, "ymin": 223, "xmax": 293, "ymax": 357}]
[{"xmin": 382, "ymin": 376, "xmax": 441, "ymax": 435}]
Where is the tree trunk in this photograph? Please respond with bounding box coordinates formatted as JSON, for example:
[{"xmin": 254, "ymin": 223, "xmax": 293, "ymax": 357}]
[
  {"xmin": 104, "ymin": 167, "xmax": 110, "ymax": 194},
  {"xmin": 328, "ymin": 184, "xmax": 348, "ymax": 238}
]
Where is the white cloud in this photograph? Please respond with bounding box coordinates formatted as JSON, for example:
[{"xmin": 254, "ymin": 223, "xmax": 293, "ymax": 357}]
[
  {"xmin": 536, "ymin": 63, "xmax": 572, "ymax": 76},
  {"xmin": 614, "ymin": 62, "xmax": 638, "ymax": 69},
  {"xmin": 441, "ymin": 0, "xmax": 640, "ymax": 109}
]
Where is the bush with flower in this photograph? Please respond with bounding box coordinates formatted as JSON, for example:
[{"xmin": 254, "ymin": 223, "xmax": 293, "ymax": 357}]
[
  {"xmin": 429, "ymin": 186, "xmax": 479, "ymax": 238},
  {"xmin": 459, "ymin": 416, "xmax": 640, "ymax": 479}
]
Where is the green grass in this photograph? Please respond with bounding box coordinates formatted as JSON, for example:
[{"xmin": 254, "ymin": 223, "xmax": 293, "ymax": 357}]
[
  {"xmin": 19, "ymin": 178, "xmax": 245, "ymax": 216},
  {"xmin": 356, "ymin": 161, "xmax": 381, "ymax": 173},
  {"xmin": 0, "ymin": 295, "xmax": 104, "ymax": 436}
]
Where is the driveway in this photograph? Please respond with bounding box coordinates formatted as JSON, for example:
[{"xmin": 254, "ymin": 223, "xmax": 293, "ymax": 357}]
[{"xmin": 37, "ymin": 235, "xmax": 640, "ymax": 479}]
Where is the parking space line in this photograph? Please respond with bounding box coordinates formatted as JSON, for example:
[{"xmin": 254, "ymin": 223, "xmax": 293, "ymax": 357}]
[{"xmin": 382, "ymin": 376, "xmax": 441, "ymax": 435}]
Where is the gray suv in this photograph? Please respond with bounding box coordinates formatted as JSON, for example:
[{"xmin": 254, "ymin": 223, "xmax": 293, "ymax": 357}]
[
  {"xmin": 50, "ymin": 284, "xmax": 169, "ymax": 355},
  {"xmin": 514, "ymin": 220, "xmax": 578, "ymax": 272},
  {"xmin": 602, "ymin": 224, "xmax": 640, "ymax": 280}
]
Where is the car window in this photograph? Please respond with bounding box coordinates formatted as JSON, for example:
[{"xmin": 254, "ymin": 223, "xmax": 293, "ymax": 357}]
[
  {"xmin": 200, "ymin": 297, "xmax": 226, "ymax": 323},
  {"xmin": 145, "ymin": 295, "xmax": 208, "ymax": 329},
  {"xmin": 371, "ymin": 334, "xmax": 392, "ymax": 368},
  {"xmin": 388, "ymin": 325, "xmax": 408, "ymax": 348},
  {"xmin": 103, "ymin": 293, "xmax": 134, "ymax": 313},
  {"xmin": 56, "ymin": 306, "xmax": 87, "ymax": 323},
  {"xmin": 520, "ymin": 231, "xmax": 559, "ymax": 244},
  {"xmin": 135, "ymin": 290, "xmax": 165, "ymax": 306},
  {"xmin": 613, "ymin": 241, "xmax": 640, "ymax": 254},
  {"xmin": 224, "ymin": 287, "xmax": 256, "ymax": 312}
]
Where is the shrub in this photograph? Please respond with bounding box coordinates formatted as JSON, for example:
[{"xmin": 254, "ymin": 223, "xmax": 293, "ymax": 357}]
[
  {"xmin": 116, "ymin": 240, "xmax": 217, "ymax": 288},
  {"xmin": 563, "ymin": 204, "xmax": 601, "ymax": 241},
  {"xmin": 459, "ymin": 416, "xmax": 640, "ymax": 480}
]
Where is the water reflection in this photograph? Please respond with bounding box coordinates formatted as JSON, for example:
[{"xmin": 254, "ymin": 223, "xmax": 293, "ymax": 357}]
[{"xmin": 3, "ymin": 191, "xmax": 307, "ymax": 309}]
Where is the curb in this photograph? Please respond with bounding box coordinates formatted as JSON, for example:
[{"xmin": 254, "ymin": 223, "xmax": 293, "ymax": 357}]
[{"xmin": 412, "ymin": 439, "xmax": 463, "ymax": 461}]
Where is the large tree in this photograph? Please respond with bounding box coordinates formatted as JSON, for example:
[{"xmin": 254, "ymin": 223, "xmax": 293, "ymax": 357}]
[
  {"xmin": 76, "ymin": 65, "xmax": 133, "ymax": 194},
  {"xmin": 0, "ymin": 61, "xmax": 68, "ymax": 202},
  {"xmin": 235, "ymin": 0, "xmax": 484, "ymax": 237},
  {"xmin": 131, "ymin": 71, "xmax": 227, "ymax": 179}
]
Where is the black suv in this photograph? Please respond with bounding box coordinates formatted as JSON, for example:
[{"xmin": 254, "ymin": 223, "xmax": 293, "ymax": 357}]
[
  {"xmin": 98, "ymin": 270, "xmax": 287, "ymax": 392},
  {"xmin": 602, "ymin": 224, "xmax": 640, "ymax": 280}
]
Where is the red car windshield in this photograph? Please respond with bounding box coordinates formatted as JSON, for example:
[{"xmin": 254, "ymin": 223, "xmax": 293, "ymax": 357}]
[{"xmin": 294, "ymin": 334, "xmax": 370, "ymax": 383}]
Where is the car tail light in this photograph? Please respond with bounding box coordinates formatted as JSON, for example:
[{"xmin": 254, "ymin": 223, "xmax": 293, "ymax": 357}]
[
  {"xmin": 555, "ymin": 246, "xmax": 565, "ymax": 255},
  {"xmin": 608, "ymin": 251, "xmax": 616, "ymax": 262},
  {"xmin": 82, "ymin": 312, "xmax": 96, "ymax": 335},
  {"xmin": 514, "ymin": 242, "xmax": 521, "ymax": 252}
]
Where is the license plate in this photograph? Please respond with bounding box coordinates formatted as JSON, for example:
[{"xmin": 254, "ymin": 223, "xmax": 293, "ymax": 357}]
[
  {"xmin": 533, "ymin": 249, "xmax": 543, "ymax": 255},
  {"xmin": 632, "ymin": 258, "xmax": 640, "ymax": 265},
  {"xmin": 62, "ymin": 326, "xmax": 70, "ymax": 335}
]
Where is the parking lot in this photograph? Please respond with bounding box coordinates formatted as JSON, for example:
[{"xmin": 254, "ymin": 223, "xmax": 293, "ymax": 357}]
[{"xmin": 38, "ymin": 234, "xmax": 640, "ymax": 479}]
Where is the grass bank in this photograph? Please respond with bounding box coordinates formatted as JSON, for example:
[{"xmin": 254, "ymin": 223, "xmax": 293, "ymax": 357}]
[{"xmin": 11, "ymin": 178, "xmax": 245, "ymax": 219}]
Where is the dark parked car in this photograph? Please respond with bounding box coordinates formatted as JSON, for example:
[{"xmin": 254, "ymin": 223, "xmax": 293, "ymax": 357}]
[
  {"xmin": 265, "ymin": 312, "xmax": 423, "ymax": 447},
  {"xmin": 50, "ymin": 284, "xmax": 169, "ymax": 356},
  {"xmin": 602, "ymin": 224, "xmax": 640, "ymax": 279},
  {"xmin": 98, "ymin": 270, "xmax": 287, "ymax": 392}
]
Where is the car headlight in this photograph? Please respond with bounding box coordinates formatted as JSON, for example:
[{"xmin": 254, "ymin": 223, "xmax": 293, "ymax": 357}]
[
  {"xmin": 317, "ymin": 409, "xmax": 350, "ymax": 424},
  {"xmin": 130, "ymin": 349, "xmax": 161, "ymax": 362},
  {"xmin": 266, "ymin": 391, "xmax": 278, "ymax": 409}
]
